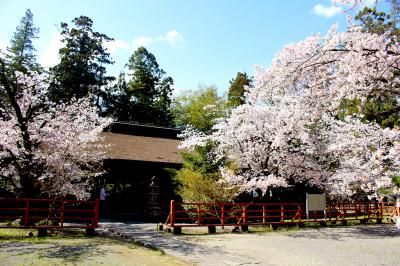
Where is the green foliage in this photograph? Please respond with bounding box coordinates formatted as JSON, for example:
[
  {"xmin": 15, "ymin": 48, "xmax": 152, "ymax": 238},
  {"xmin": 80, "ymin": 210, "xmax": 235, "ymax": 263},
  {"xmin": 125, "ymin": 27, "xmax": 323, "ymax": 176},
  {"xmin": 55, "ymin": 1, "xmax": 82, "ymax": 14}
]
[
  {"xmin": 173, "ymin": 141, "xmax": 237, "ymax": 203},
  {"xmin": 227, "ymin": 72, "xmax": 252, "ymax": 107},
  {"xmin": 392, "ymin": 175, "xmax": 400, "ymax": 187},
  {"xmin": 5, "ymin": 9, "xmax": 41, "ymax": 75},
  {"xmin": 181, "ymin": 142, "xmax": 221, "ymax": 175},
  {"xmin": 337, "ymin": 98, "xmax": 361, "ymax": 121},
  {"xmin": 355, "ymin": 6, "xmax": 400, "ymax": 36},
  {"xmin": 337, "ymin": 96, "xmax": 400, "ymax": 128},
  {"xmin": 172, "ymin": 86, "xmax": 227, "ymax": 133},
  {"xmin": 1, "ymin": 9, "xmax": 41, "ymax": 106},
  {"xmin": 174, "ymin": 168, "xmax": 238, "ymax": 203},
  {"xmin": 351, "ymin": 2, "xmax": 400, "ymax": 129},
  {"xmin": 48, "ymin": 16, "xmax": 114, "ymax": 103},
  {"xmin": 363, "ymin": 96, "xmax": 400, "ymax": 128},
  {"xmin": 103, "ymin": 47, "xmax": 174, "ymax": 126}
]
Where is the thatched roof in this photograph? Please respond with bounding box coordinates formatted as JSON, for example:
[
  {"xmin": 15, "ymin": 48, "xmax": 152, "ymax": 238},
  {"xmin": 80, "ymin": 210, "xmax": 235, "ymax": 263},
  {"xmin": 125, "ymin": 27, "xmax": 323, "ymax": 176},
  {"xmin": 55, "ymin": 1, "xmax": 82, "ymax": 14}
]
[{"xmin": 101, "ymin": 132, "xmax": 183, "ymax": 164}]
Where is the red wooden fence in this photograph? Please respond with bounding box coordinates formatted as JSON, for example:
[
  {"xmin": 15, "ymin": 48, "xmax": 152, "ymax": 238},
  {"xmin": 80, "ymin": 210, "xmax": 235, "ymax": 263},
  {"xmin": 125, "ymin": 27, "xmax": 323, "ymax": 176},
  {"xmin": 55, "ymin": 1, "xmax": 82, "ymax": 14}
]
[
  {"xmin": 0, "ymin": 198, "xmax": 99, "ymax": 229},
  {"xmin": 165, "ymin": 200, "xmax": 399, "ymax": 229}
]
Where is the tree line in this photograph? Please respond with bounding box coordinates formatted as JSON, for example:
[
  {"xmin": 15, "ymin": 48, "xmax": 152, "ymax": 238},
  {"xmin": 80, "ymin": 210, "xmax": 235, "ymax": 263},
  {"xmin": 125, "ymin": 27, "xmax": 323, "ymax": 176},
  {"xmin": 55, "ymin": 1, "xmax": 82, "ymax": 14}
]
[{"xmin": 1, "ymin": 10, "xmax": 252, "ymax": 129}]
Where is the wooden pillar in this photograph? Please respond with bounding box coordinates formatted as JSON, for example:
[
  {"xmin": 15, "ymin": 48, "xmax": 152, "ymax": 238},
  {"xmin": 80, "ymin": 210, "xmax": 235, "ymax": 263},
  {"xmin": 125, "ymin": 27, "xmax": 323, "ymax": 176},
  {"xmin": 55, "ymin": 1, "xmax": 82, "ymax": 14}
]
[
  {"xmin": 170, "ymin": 200, "xmax": 175, "ymax": 227},
  {"xmin": 173, "ymin": 226, "xmax": 181, "ymax": 234},
  {"xmin": 38, "ymin": 228, "xmax": 47, "ymax": 237},
  {"xmin": 208, "ymin": 226, "xmax": 216, "ymax": 234}
]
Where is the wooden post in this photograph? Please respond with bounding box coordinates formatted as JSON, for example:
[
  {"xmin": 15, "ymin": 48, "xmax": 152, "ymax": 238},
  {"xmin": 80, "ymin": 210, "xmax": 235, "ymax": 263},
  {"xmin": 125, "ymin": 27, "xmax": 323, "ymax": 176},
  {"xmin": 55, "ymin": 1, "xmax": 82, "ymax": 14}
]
[
  {"xmin": 197, "ymin": 204, "xmax": 201, "ymax": 225},
  {"xmin": 208, "ymin": 226, "xmax": 216, "ymax": 234},
  {"xmin": 297, "ymin": 205, "xmax": 302, "ymax": 222},
  {"xmin": 86, "ymin": 227, "xmax": 95, "ymax": 236},
  {"xmin": 281, "ymin": 205, "xmax": 284, "ymax": 223},
  {"xmin": 24, "ymin": 199, "xmax": 30, "ymax": 227},
  {"xmin": 242, "ymin": 205, "xmax": 247, "ymax": 225},
  {"xmin": 240, "ymin": 224, "xmax": 249, "ymax": 232},
  {"xmin": 38, "ymin": 228, "xmax": 47, "ymax": 237},
  {"xmin": 170, "ymin": 200, "xmax": 175, "ymax": 227},
  {"xmin": 221, "ymin": 204, "xmax": 225, "ymax": 226},
  {"xmin": 93, "ymin": 198, "xmax": 99, "ymax": 226},
  {"xmin": 376, "ymin": 201, "xmax": 383, "ymax": 224},
  {"xmin": 173, "ymin": 226, "xmax": 181, "ymax": 234},
  {"xmin": 263, "ymin": 205, "xmax": 267, "ymax": 224},
  {"xmin": 60, "ymin": 200, "xmax": 65, "ymax": 228}
]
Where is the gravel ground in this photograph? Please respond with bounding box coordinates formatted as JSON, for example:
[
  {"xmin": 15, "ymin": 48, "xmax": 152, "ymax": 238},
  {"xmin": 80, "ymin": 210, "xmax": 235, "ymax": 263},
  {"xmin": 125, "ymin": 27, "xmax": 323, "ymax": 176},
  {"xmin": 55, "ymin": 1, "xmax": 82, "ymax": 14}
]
[
  {"xmin": 100, "ymin": 222, "xmax": 400, "ymax": 266},
  {"xmin": 179, "ymin": 225, "xmax": 400, "ymax": 266}
]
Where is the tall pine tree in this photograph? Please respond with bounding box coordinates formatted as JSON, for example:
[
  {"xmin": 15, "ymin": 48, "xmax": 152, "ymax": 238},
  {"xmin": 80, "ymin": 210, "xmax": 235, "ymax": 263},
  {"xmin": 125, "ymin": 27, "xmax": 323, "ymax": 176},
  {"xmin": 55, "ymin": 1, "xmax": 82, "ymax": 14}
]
[
  {"xmin": 6, "ymin": 9, "xmax": 41, "ymax": 75},
  {"xmin": 123, "ymin": 47, "xmax": 173, "ymax": 126},
  {"xmin": 227, "ymin": 72, "xmax": 252, "ymax": 107},
  {"xmin": 48, "ymin": 16, "xmax": 114, "ymax": 104}
]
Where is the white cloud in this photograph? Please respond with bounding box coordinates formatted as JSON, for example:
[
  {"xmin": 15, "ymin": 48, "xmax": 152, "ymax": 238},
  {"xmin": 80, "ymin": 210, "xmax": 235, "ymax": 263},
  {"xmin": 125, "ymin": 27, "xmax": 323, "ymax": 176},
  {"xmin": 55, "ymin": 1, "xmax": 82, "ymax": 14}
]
[
  {"xmin": 104, "ymin": 39, "xmax": 130, "ymax": 54},
  {"xmin": 164, "ymin": 30, "xmax": 184, "ymax": 47},
  {"xmin": 312, "ymin": 4, "xmax": 342, "ymax": 18},
  {"xmin": 132, "ymin": 30, "xmax": 185, "ymax": 49},
  {"xmin": 38, "ymin": 32, "xmax": 63, "ymax": 68},
  {"xmin": 132, "ymin": 36, "xmax": 155, "ymax": 48}
]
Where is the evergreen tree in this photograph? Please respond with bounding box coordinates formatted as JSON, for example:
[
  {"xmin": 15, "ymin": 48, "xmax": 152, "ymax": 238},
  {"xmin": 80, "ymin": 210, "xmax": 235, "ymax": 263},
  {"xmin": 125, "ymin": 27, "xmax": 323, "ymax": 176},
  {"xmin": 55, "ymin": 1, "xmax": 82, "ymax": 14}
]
[
  {"xmin": 6, "ymin": 9, "xmax": 41, "ymax": 75},
  {"xmin": 48, "ymin": 16, "xmax": 114, "ymax": 103},
  {"xmin": 355, "ymin": 4, "xmax": 399, "ymax": 36},
  {"xmin": 101, "ymin": 72, "xmax": 132, "ymax": 121},
  {"xmin": 124, "ymin": 46, "xmax": 174, "ymax": 126},
  {"xmin": 352, "ymin": 1, "xmax": 400, "ymax": 128},
  {"xmin": 1, "ymin": 9, "xmax": 41, "ymax": 115},
  {"xmin": 227, "ymin": 72, "xmax": 252, "ymax": 107}
]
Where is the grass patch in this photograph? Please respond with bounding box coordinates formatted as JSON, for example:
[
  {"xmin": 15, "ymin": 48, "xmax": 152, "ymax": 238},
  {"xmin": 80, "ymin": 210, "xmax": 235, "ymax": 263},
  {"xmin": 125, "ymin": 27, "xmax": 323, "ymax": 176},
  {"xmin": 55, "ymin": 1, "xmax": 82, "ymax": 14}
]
[{"xmin": 0, "ymin": 228, "xmax": 190, "ymax": 266}]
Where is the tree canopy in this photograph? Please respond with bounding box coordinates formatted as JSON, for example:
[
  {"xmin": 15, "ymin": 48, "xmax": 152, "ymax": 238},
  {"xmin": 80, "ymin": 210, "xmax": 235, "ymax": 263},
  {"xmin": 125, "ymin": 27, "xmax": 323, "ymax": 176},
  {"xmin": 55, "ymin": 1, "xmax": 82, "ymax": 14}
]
[
  {"xmin": 0, "ymin": 12, "xmax": 112, "ymax": 199},
  {"xmin": 48, "ymin": 16, "xmax": 114, "ymax": 104},
  {"xmin": 102, "ymin": 47, "xmax": 174, "ymax": 126},
  {"xmin": 5, "ymin": 9, "xmax": 41, "ymax": 75},
  {"xmin": 227, "ymin": 72, "xmax": 252, "ymax": 107},
  {"xmin": 172, "ymin": 86, "xmax": 227, "ymax": 133},
  {"xmin": 181, "ymin": 25, "xmax": 400, "ymax": 200}
]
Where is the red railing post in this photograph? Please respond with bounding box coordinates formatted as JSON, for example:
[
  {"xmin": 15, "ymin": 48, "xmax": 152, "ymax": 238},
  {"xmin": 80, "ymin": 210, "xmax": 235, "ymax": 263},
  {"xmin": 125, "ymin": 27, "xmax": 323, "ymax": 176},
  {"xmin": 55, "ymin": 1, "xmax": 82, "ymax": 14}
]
[
  {"xmin": 93, "ymin": 198, "xmax": 100, "ymax": 226},
  {"xmin": 61, "ymin": 199, "xmax": 65, "ymax": 228},
  {"xmin": 170, "ymin": 200, "xmax": 175, "ymax": 227},
  {"xmin": 297, "ymin": 204, "xmax": 302, "ymax": 222},
  {"xmin": 281, "ymin": 204, "xmax": 284, "ymax": 223},
  {"xmin": 197, "ymin": 204, "xmax": 201, "ymax": 225},
  {"xmin": 242, "ymin": 205, "xmax": 247, "ymax": 224},
  {"xmin": 221, "ymin": 204, "xmax": 225, "ymax": 226},
  {"xmin": 263, "ymin": 205, "xmax": 267, "ymax": 224},
  {"xmin": 24, "ymin": 199, "xmax": 30, "ymax": 227}
]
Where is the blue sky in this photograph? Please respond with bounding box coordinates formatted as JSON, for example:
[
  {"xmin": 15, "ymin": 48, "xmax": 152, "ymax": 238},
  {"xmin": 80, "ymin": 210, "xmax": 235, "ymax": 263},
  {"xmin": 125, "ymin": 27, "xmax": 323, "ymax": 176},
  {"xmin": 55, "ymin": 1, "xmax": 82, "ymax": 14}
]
[{"xmin": 0, "ymin": 0, "xmax": 358, "ymax": 94}]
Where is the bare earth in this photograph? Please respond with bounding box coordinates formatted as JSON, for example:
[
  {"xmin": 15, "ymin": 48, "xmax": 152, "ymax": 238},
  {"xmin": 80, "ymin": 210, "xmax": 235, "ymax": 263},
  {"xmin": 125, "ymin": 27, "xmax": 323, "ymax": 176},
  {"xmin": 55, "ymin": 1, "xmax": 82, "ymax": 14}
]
[{"xmin": 100, "ymin": 222, "xmax": 400, "ymax": 266}]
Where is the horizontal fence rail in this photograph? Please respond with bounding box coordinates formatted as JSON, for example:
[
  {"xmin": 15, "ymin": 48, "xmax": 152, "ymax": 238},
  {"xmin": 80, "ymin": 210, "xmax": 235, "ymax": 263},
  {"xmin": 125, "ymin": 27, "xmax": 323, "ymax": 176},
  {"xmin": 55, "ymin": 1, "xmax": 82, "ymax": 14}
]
[
  {"xmin": 165, "ymin": 200, "xmax": 399, "ymax": 229},
  {"xmin": 0, "ymin": 198, "xmax": 99, "ymax": 229}
]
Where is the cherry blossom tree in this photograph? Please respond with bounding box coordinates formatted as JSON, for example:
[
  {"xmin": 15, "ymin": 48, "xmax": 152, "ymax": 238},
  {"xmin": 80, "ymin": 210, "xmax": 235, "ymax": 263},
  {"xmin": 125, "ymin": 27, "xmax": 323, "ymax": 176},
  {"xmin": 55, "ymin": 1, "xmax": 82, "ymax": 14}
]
[
  {"xmin": 0, "ymin": 58, "xmax": 112, "ymax": 199},
  {"xmin": 181, "ymin": 25, "xmax": 400, "ymax": 199}
]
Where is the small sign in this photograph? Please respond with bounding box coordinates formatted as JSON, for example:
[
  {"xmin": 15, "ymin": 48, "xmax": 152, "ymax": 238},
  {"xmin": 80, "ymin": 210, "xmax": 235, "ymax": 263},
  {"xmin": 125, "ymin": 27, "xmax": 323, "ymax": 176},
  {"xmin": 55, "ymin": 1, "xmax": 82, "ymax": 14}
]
[{"xmin": 306, "ymin": 193, "xmax": 326, "ymax": 212}]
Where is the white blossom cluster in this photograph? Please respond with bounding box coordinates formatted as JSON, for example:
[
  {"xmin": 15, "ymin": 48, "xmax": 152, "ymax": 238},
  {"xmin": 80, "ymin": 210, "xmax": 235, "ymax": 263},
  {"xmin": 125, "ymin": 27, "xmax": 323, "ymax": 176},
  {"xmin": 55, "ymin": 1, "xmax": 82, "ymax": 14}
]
[
  {"xmin": 0, "ymin": 72, "xmax": 112, "ymax": 199},
  {"xmin": 182, "ymin": 26, "xmax": 400, "ymax": 199}
]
